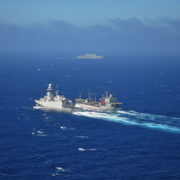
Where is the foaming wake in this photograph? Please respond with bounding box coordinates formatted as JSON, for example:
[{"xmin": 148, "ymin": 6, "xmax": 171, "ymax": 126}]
[{"xmin": 73, "ymin": 111, "xmax": 180, "ymax": 133}]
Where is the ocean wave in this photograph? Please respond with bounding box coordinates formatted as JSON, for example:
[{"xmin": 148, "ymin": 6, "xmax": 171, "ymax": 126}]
[
  {"xmin": 52, "ymin": 172, "xmax": 61, "ymax": 176},
  {"xmin": 51, "ymin": 166, "xmax": 70, "ymax": 176},
  {"xmin": 78, "ymin": 147, "xmax": 98, "ymax": 152},
  {"xmin": 76, "ymin": 136, "xmax": 88, "ymax": 139},
  {"xmin": 56, "ymin": 166, "xmax": 71, "ymax": 173},
  {"xmin": 32, "ymin": 129, "xmax": 47, "ymax": 136},
  {"xmin": 60, "ymin": 126, "xmax": 76, "ymax": 131}
]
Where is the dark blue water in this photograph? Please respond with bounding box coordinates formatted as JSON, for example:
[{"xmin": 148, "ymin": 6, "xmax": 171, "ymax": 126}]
[{"xmin": 0, "ymin": 55, "xmax": 180, "ymax": 179}]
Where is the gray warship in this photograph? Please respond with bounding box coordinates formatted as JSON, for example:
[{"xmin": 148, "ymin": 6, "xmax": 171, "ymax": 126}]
[
  {"xmin": 34, "ymin": 84, "xmax": 73, "ymax": 111},
  {"xmin": 75, "ymin": 91, "xmax": 122, "ymax": 112}
]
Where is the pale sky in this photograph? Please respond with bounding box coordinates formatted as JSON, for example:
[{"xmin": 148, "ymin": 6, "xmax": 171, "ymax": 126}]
[{"xmin": 0, "ymin": 0, "xmax": 180, "ymax": 25}]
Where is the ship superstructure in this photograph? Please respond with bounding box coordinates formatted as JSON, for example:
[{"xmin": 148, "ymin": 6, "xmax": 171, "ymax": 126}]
[
  {"xmin": 34, "ymin": 84, "xmax": 73, "ymax": 111},
  {"xmin": 75, "ymin": 91, "xmax": 122, "ymax": 112},
  {"xmin": 77, "ymin": 53, "xmax": 104, "ymax": 59}
]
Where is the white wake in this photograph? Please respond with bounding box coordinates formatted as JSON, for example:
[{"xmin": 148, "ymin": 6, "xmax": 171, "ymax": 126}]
[{"xmin": 73, "ymin": 110, "xmax": 180, "ymax": 133}]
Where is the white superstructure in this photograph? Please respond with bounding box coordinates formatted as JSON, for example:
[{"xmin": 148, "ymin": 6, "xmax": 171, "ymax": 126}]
[
  {"xmin": 34, "ymin": 84, "xmax": 73, "ymax": 111},
  {"xmin": 77, "ymin": 53, "xmax": 104, "ymax": 59}
]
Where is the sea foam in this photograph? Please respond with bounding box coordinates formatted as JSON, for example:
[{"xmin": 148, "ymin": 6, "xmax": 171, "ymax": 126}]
[{"xmin": 73, "ymin": 110, "xmax": 180, "ymax": 133}]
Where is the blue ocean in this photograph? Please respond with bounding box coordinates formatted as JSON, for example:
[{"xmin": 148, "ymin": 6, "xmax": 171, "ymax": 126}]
[{"xmin": 0, "ymin": 54, "xmax": 180, "ymax": 179}]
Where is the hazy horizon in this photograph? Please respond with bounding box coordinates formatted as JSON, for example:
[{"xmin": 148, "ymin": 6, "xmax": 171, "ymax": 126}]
[
  {"xmin": 0, "ymin": 18, "xmax": 180, "ymax": 55},
  {"xmin": 0, "ymin": 1, "xmax": 180, "ymax": 55}
]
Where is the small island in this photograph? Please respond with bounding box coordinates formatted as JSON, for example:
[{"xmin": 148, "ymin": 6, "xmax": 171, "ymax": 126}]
[{"xmin": 77, "ymin": 53, "xmax": 104, "ymax": 59}]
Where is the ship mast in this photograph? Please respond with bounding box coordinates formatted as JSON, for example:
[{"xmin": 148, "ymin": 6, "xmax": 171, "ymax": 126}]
[
  {"xmin": 56, "ymin": 82, "xmax": 59, "ymax": 95},
  {"xmin": 88, "ymin": 88, "xmax": 90, "ymax": 100},
  {"xmin": 106, "ymin": 91, "xmax": 108, "ymax": 98},
  {"xmin": 79, "ymin": 92, "xmax": 82, "ymax": 99},
  {"xmin": 46, "ymin": 84, "xmax": 54, "ymax": 100},
  {"xmin": 47, "ymin": 84, "xmax": 53, "ymax": 92}
]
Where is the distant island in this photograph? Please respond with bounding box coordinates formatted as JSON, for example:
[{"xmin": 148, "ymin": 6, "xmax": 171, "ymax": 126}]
[{"xmin": 77, "ymin": 53, "xmax": 104, "ymax": 59}]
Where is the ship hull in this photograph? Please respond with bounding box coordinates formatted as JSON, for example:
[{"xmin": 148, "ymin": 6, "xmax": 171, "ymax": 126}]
[
  {"xmin": 75, "ymin": 103, "xmax": 119, "ymax": 112},
  {"xmin": 77, "ymin": 56, "xmax": 104, "ymax": 59},
  {"xmin": 34, "ymin": 100, "xmax": 73, "ymax": 111}
]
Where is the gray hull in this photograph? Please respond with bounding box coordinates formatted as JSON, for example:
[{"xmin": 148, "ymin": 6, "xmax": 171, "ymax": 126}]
[{"xmin": 75, "ymin": 103, "xmax": 120, "ymax": 112}]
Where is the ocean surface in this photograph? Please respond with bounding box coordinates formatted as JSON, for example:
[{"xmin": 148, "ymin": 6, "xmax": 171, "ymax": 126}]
[{"xmin": 0, "ymin": 54, "xmax": 180, "ymax": 179}]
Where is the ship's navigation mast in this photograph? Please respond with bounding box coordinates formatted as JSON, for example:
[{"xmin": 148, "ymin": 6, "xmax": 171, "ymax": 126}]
[
  {"xmin": 46, "ymin": 84, "xmax": 54, "ymax": 100},
  {"xmin": 88, "ymin": 88, "xmax": 90, "ymax": 100},
  {"xmin": 106, "ymin": 91, "xmax": 109, "ymax": 98},
  {"xmin": 56, "ymin": 82, "xmax": 59, "ymax": 95},
  {"xmin": 47, "ymin": 84, "xmax": 53, "ymax": 92},
  {"xmin": 79, "ymin": 92, "xmax": 82, "ymax": 99}
]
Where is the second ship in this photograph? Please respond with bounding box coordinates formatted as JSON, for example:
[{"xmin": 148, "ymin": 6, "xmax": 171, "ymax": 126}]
[{"xmin": 75, "ymin": 91, "xmax": 122, "ymax": 112}]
